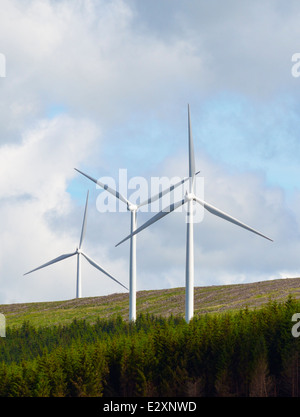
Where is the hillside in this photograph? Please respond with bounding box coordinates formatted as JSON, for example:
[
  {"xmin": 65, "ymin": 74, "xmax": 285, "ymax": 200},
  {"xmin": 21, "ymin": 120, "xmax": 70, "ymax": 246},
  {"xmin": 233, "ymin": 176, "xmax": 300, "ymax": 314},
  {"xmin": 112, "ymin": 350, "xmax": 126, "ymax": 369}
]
[{"xmin": 1, "ymin": 277, "xmax": 300, "ymax": 328}]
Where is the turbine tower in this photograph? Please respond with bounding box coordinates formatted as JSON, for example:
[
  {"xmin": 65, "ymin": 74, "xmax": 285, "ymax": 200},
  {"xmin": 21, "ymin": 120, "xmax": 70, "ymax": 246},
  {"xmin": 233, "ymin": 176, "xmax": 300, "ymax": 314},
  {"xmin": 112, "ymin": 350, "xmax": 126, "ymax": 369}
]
[
  {"xmin": 74, "ymin": 169, "xmax": 194, "ymax": 321},
  {"xmin": 116, "ymin": 105, "xmax": 273, "ymax": 323},
  {"xmin": 24, "ymin": 190, "xmax": 128, "ymax": 296}
]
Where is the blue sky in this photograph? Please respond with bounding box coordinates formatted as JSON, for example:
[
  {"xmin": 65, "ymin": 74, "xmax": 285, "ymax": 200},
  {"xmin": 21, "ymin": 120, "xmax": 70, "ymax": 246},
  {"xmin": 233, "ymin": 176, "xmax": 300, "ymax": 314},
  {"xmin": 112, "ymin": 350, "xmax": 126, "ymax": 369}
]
[{"xmin": 0, "ymin": 0, "xmax": 300, "ymax": 304}]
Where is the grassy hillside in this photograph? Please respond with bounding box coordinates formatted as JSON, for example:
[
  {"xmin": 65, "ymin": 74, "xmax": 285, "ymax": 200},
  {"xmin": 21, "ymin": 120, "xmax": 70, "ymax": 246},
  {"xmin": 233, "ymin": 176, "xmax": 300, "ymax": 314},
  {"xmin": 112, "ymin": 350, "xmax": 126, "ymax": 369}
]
[{"xmin": 1, "ymin": 277, "xmax": 299, "ymax": 328}]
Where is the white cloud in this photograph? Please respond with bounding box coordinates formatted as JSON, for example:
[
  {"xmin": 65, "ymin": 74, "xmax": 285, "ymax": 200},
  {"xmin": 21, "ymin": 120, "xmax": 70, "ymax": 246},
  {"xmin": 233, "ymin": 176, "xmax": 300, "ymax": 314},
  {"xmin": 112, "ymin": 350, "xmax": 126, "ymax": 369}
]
[
  {"xmin": 0, "ymin": 115, "xmax": 98, "ymax": 206},
  {"xmin": 0, "ymin": 0, "xmax": 204, "ymax": 132}
]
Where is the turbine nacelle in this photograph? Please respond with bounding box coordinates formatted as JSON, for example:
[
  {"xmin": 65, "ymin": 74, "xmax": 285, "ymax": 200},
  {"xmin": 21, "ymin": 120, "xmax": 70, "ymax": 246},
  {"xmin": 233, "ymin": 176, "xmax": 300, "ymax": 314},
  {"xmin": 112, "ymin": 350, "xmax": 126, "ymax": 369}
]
[
  {"xmin": 127, "ymin": 202, "xmax": 138, "ymax": 212},
  {"xmin": 185, "ymin": 191, "xmax": 195, "ymax": 202}
]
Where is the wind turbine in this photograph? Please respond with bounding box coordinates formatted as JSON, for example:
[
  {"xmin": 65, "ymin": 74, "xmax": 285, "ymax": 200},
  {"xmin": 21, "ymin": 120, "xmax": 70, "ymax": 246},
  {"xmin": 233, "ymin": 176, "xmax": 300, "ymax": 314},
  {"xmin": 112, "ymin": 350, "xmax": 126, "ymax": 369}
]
[
  {"xmin": 24, "ymin": 190, "xmax": 128, "ymax": 297},
  {"xmin": 74, "ymin": 168, "xmax": 196, "ymax": 321},
  {"xmin": 116, "ymin": 105, "xmax": 273, "ymax": 323}
]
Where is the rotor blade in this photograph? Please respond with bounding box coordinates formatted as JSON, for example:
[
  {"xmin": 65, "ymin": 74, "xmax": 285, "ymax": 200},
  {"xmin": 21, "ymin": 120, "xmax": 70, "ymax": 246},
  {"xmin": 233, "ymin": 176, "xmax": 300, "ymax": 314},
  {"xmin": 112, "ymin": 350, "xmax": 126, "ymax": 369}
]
[
  {"xmin": 24, "ymin": 251, "xmax": 77, "ymax": 276},
  {"xmin": 188, "ymin": 104, "xmax": 195, "ymax": 180},
  {"xmin": 79, "ymin": 190, "xmax": 89, "ymax": 249},
  {"xmin": 81, "ymin": 252, "xmax": 128, "ymax": 291},
  {"xmin": 194, "ymin": 196, "xmax": 273, "ymax": 242},
  {"xmin": 116, "ymin": 198, "xmax": 186, "ymax": 247},
  {"xmin": 138, "ymin": 171, "xmax": 201, "ymax": 208},
  {"xmin": 74, "ymin": 168, "xmax": 130, "ymax": 206}
]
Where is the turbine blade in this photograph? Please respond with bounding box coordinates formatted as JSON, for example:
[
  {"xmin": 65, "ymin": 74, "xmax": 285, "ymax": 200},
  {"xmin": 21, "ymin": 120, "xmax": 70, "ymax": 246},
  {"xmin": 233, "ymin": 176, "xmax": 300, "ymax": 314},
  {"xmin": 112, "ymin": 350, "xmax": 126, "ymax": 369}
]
[
  {"xmin": 194, "ymin": 197, "xmax": 273, "ymax": 242},
  {"xmin": 79, "ymin": 190, "xmax": 89, "ymax": 249},
  {"xmin": 116, "ymin": 198, "xmax": 186, "ymax": 247},
  {"xmin": 24, "ymin": 251, "xmax": 77, "ymax": 275},
  {"xmin": 138, "ymin": 171, "xmax": 201, "ymax": 208},
  {"xmin": 74, "ymin": 168, "xmax": 130, "ymax": 206},
  {"xmin": 81, "ymin": 252, "xmax": 128, "ymax": 291},
  {"xmin": 188, "ymin": 104, "xmax": 195, "ymax": 180}
]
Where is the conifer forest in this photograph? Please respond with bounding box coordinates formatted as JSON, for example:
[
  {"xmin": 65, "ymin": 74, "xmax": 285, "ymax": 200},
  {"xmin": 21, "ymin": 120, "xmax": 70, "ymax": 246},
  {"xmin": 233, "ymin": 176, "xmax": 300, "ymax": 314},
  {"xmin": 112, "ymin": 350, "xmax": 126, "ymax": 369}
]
[{"xmin": 0, "ymin": 297, "xmax": 299, "ymax": 397}]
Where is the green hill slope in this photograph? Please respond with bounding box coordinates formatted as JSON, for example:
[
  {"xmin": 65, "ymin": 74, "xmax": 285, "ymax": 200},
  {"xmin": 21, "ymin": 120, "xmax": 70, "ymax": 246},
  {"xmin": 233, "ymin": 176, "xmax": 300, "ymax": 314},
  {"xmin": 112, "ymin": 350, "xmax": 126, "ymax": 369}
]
[{"xmin": 1, "ymin": 277, "xmax": 300, "ymax": 328}]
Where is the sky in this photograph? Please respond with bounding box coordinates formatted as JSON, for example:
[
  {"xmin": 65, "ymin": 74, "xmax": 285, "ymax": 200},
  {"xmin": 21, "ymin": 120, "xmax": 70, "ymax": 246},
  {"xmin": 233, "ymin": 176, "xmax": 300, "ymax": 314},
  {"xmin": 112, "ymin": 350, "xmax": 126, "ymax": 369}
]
[{"xmin": 0, "ymin": 0, "xmax": 300, "ymax": 305}]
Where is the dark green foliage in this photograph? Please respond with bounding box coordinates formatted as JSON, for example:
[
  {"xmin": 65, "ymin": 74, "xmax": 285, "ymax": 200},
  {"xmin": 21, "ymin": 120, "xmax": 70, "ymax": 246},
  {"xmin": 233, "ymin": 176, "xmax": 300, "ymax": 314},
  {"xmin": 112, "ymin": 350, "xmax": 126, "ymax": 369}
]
[{"xmin": 0, "ymin": 298, "xmax": 299, "ymax": 396}]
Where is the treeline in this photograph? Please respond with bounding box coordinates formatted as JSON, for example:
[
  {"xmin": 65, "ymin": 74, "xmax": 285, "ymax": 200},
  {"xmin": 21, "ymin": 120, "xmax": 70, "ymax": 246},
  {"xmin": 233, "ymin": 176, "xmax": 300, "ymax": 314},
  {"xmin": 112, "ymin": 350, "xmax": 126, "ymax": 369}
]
[{"xmin": 0, "ymin": 297, "xmax": 299, "ymax": 397}]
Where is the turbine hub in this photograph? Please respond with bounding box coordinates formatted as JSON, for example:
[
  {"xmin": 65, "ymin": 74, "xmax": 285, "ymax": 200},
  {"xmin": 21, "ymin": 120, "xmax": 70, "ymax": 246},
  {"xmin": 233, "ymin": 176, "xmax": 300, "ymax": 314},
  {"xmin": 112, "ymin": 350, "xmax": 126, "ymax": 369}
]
[
  {"xmin": 186, "ymin": 192, "xmax": 195, "ymax": 202},
  {"xmin": 127, "ymin": 203, "xmax": 138, "ymax": 212}
]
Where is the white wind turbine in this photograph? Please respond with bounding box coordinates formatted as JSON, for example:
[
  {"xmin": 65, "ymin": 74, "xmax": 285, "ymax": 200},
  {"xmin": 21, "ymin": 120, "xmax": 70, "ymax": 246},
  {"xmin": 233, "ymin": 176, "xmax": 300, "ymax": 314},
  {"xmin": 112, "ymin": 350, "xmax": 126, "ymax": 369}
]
[
  {"xmin": 116, "ymin": 105, "xmax": 273, "ymax": 323},
  {"xmin": 74, "ymin": 168, "xmax": 196, "ymax": 321},
  {"xmin": 24, "ymin": 190, "xmax": 128, "ymax": 297}
]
